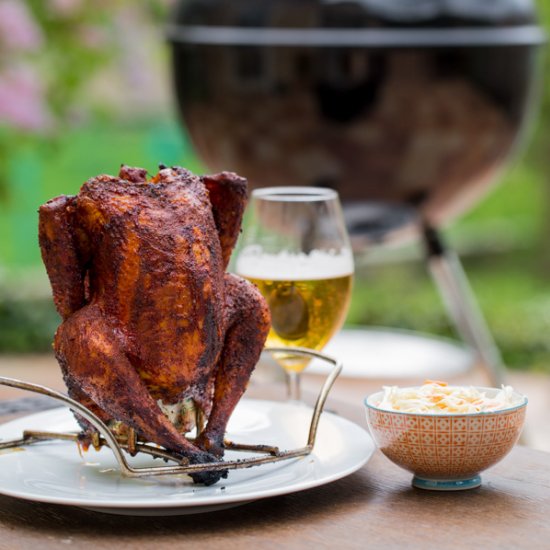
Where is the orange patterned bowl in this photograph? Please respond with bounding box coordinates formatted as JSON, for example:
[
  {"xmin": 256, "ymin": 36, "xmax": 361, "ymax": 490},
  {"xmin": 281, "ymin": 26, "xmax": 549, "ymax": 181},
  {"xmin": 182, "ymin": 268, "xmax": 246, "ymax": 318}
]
[{"xmin": 365, "ymin": 387, "xmax": 527, "ymax": 490}]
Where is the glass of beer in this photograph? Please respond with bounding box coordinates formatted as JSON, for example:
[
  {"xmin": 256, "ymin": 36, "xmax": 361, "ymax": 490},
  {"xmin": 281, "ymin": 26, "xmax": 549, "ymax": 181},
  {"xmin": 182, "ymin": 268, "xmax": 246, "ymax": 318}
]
[{"xmin": 235, "ymin": 187, "xmax": 354, "ymax": 402}]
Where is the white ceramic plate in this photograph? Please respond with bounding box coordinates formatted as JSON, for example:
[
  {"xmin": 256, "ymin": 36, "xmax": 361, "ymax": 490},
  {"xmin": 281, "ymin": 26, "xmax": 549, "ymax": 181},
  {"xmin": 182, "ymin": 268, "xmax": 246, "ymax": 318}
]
[
  {"xmin": 0, "ymin": 399, "xmax": 374, "ymax": 516},
  {"xmin": 308, "ymin": 328, "xmax": 474, "ymax": 379}
]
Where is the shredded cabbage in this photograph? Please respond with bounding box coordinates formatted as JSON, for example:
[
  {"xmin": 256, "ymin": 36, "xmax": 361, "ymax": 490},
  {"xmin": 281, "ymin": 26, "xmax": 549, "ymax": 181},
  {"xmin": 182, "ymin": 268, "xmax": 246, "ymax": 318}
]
[{"xmin": 376, "ymin": 381, "xmax": 521, "ymax": 414}]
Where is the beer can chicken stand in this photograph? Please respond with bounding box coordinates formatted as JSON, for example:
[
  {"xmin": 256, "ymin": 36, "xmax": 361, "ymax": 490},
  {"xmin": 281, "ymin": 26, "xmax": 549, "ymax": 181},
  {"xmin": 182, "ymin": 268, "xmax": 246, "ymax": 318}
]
[{"xmin": 0, "ymin": 346, "xmax": 343, "ymax": 482}]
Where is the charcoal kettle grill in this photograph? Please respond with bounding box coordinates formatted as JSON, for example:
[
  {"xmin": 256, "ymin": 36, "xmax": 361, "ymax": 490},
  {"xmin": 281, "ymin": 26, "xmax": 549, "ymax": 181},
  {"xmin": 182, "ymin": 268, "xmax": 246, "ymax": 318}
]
[{"xmin": 167, "ymin": 0, "xmax": 546, "ymax": 385}]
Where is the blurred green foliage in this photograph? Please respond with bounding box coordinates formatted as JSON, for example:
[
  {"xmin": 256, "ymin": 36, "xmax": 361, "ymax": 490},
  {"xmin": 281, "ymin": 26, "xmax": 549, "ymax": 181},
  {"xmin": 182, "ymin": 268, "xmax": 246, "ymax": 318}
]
[
  {"xmin": 347, "ymin": 248, "xmax": 550, "ymax": 372},
  {"xmin": 0, "ymin": 294, "xmax": 59, "ymax": 353},
  {"xmin": 0, "ymin": 0, "xmax": 172, "ymax": 196}
]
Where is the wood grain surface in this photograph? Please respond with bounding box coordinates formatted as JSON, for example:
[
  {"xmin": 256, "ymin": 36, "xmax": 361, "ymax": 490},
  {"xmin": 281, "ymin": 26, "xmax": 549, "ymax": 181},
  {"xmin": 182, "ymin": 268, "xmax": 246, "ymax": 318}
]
[
  {"xmin": 0, "ymin": 386, "xmax": 549, "ymax": 549},
  {"xmin": 0, "ymin": 445, "xmax": 548, "ymax": 550}
]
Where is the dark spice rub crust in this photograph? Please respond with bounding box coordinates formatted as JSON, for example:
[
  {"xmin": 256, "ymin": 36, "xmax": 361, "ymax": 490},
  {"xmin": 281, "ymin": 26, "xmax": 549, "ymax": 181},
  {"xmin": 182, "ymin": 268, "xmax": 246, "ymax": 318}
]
[{"xmin": 39, "ymin": 165, "xmax": 270, "ymax": 485}]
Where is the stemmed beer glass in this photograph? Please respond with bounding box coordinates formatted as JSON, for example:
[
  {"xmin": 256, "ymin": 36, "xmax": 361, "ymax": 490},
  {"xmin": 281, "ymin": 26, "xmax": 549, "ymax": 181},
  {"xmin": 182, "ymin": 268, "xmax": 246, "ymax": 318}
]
[{"xmin": 235, "ymin": 187, "xmax": 354, "ymax": 401}]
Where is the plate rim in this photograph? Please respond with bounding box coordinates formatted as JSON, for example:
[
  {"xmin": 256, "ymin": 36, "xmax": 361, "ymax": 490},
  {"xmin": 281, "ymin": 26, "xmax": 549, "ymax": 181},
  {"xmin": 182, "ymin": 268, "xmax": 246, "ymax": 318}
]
[{"xmin": 0, "ymin": 399, "xmax": 374, "ymax": 511}]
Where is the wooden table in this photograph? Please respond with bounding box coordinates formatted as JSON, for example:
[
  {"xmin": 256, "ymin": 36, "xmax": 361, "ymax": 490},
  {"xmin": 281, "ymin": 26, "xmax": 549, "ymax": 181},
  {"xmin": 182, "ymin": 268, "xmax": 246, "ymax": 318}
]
[{"xmin": 0, "ymin": 387, "xmax": 549, "ymax": 550}]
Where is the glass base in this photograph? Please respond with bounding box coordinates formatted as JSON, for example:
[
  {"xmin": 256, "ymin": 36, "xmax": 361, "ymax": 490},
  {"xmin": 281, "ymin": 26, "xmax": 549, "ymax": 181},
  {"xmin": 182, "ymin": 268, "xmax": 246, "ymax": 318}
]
[{"xmin": 412, "ymin": 475, "xmax": 482, "ymax": 491}]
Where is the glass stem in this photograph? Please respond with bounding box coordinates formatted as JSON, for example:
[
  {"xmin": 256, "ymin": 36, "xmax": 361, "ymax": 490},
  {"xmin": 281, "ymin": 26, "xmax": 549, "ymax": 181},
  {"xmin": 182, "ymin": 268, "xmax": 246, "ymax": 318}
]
[{"xmin": 286, "ymin": 371, "xmax": 301, "ymax": 402}]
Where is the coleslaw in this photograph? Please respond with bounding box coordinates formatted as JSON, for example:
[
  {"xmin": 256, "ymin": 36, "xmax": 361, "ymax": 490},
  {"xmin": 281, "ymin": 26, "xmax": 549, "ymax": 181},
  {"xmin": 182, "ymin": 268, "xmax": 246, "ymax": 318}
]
[{"xmin": 376, "ymin": 380, "xmax": 522, "ymax": 414}]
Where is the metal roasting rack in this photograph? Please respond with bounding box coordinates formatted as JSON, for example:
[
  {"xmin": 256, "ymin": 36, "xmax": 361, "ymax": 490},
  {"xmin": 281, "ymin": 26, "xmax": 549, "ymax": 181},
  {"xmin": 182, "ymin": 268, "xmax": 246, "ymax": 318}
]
[{"xmin": 0, "ymin": 347, "xmax": 341, "ymax": 479}]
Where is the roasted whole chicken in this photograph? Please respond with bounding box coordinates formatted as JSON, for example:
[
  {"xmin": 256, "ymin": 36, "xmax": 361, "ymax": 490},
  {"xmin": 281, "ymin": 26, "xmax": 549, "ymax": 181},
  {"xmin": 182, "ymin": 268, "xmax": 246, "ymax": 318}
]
[{"xmin": 39, "ymin": 165, "xmax": 270, "ymax": 485}]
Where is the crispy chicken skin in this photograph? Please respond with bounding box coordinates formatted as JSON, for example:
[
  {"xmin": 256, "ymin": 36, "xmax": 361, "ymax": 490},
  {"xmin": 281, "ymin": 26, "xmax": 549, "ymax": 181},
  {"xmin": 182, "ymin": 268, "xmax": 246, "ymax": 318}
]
[{"xmin": 38, "ymin": 165, "xmax": 270, "ymax": 485}]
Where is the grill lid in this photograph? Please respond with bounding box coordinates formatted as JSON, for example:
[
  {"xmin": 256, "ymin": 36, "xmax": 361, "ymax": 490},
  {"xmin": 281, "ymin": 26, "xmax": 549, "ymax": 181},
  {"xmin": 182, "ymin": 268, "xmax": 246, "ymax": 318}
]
[{"xmin": 168, "ymin": 0, "xmax": 544, "ymax": 47}]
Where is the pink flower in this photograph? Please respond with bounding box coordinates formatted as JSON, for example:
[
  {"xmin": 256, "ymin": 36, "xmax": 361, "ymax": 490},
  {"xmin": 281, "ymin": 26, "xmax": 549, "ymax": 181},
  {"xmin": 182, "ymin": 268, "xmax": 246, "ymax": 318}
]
[
  {"xmin": 0, "ymin": 0, "xmax": 43, "ymax": 51},
  {"xmin": 0, "ymin": 64, "xmax": 53, "ymax": 132}
]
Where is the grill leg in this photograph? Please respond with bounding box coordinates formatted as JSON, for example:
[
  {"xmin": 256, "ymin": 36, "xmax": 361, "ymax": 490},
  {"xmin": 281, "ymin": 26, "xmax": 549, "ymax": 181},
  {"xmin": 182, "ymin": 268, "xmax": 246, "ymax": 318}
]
[{"xmin": 423, "ymin": 224, "xmax": 506, "ymax": 387}]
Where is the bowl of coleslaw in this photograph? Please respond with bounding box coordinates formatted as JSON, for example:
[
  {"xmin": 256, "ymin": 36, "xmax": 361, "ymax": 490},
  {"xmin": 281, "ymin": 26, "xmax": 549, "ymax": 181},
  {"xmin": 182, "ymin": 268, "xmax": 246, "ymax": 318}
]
[{"xmin": 365, "ymin": 381, "xmax": 527, "ymax": 490}]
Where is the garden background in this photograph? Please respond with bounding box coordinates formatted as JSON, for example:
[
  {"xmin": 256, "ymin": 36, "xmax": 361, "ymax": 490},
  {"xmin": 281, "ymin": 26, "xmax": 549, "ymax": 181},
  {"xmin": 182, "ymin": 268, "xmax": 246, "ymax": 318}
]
[{"xmin": 1, "ymin": 0, "xmax": 550, "ymax": 375}]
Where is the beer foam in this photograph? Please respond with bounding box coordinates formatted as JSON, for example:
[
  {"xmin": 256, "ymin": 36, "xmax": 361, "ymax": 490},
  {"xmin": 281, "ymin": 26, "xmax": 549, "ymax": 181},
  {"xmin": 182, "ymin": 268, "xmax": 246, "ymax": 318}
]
[{"xmin": 235, "ymin": 247, "xmax": 354, "ymax": 280}]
